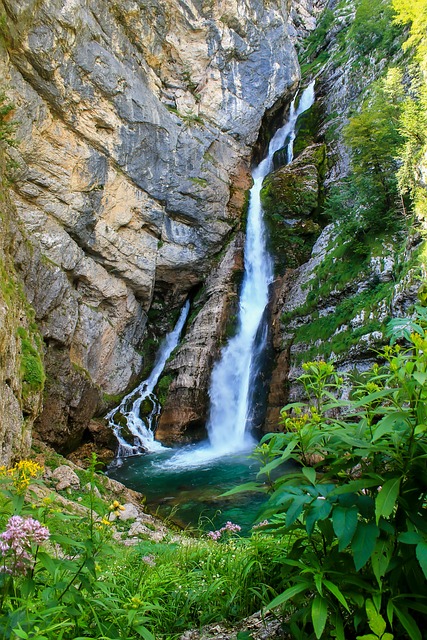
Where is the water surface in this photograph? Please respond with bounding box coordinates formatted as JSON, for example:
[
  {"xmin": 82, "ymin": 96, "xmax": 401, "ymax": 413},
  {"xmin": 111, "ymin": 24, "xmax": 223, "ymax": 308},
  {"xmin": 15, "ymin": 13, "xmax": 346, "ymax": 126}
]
[{"xmin": 108, "ymin": 446, "xmax": 266, "ymax": 535}]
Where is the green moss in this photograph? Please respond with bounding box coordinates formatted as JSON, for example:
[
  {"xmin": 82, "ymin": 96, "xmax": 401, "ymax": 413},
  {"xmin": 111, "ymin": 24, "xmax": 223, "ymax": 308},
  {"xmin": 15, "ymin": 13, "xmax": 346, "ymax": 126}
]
[
  {"xmin": 17, "ymin": 327, "xmax": 45, "ymax": 396},
  {"xmin": 155, "ymin": 374, "xmax": 174, "ymax": 406},
  {"xmin": 190, "ymin": 177, "xmax": 208, "ymax": 188},
  {"xmin": 293, "ymin": 102, "xmax": 323, "ymax": 158},
  {"xmin": 290, "ymin": 280, "xmax": 394, "ymax": 363}
]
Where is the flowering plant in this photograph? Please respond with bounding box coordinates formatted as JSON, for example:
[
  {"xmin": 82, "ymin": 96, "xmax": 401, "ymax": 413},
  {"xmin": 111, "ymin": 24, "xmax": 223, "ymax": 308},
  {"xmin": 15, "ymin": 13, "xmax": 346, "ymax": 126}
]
[{"xmin": 0, "ymin": 515, "xmax": 49, "ymax": 576}]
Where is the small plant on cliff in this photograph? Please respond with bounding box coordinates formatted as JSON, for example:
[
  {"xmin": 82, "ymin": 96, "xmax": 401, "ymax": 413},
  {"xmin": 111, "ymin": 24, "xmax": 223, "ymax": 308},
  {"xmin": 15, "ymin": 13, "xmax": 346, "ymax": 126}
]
[
  {"xmin": 230, "ymin": 309, "xmax": 427, "ymax": 639},
  {"xmin": 0, "ymin": 92, "xmax": 16, "ymax": 147},
  {"xmin": 16, "ymin": 326, "xmax": 45, "ymax": 396}
]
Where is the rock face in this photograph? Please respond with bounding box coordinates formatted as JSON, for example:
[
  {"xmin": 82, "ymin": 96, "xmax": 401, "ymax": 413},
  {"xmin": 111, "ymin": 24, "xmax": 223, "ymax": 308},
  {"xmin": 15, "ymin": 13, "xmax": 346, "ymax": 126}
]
[
  {"xmin": 263, "ymin": 1, "xmax": 424, "ymax": 431},
  {"xmin": 0, "ymin": 152, "xmax": 44, "ymax": 465},
  {"xmin": 0, "ymin": 0, "xmax": 302, "ymax": 450},
  {"xmin": 156, "ymin": 233, "xmax": 245, "ymax": 443}
]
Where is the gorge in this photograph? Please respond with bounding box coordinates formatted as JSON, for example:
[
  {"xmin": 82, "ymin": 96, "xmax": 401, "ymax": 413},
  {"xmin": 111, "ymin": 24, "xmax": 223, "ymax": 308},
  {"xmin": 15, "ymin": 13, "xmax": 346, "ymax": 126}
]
[
  {"xmin": 1, "ymin": 0, "xmax": 427, "ymax": 637},
  {"xmin": 0, "ymin": 0, "xmax": 425, "ymax": 474}
]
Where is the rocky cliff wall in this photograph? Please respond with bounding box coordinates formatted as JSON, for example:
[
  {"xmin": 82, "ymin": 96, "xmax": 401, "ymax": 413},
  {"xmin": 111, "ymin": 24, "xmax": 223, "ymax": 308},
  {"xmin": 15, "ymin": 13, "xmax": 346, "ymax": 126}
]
[
  {"xmin": 0, "ymin": 151, "xmax": 44, "ymax": 465},
  {"xmin": 0, "ymin": 0, "xmax": 307, "ymax": 451},
  {"xmin": 264, "ymin": 0, "xmax": 425, "ymax": 430}
]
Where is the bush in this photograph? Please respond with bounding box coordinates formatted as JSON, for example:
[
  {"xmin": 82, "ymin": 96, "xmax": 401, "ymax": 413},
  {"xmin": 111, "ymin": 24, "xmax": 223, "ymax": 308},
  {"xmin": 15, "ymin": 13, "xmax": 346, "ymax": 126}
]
[{"xmin": 242, "ymin": 309, "xmax": 427, "ymax": 638}]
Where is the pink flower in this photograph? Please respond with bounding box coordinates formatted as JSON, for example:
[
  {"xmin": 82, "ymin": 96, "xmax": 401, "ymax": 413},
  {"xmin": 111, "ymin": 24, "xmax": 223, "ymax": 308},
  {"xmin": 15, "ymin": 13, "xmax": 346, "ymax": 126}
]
[
  {"xmin": 252, "ymin": 520, "xmax": 269, "ymax": 530},
  {"xmin": 0, "ymin": 515, "xmax": 50, "ymax": 575},
  {"xmin": 207, "ymin": 521, "xmax": 241, "ymax": 541}
]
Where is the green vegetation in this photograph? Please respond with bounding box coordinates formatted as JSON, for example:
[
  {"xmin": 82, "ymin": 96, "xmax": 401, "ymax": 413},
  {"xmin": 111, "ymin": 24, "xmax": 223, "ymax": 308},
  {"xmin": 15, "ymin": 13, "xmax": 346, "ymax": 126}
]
[
  {"xmin": 4, "ymin": 314, "xmax": 426, "ymax": 639},
  {"xmin": 392, "ymin": 0, "xmax": 427, "ymax": 217},
  {"xmin": 17, "ymin": 327, "xmax": 45, "ymax": 397},
  {"xmin": 155, "ymin": 373, "xmax": 174, "ymax": 405},
  {"xmin": 0, "ymin": 92, "xmax": 16, "ymax": 146},
  {"xmin": 0, "ymin": 455, "xmax": 285, "ymax": 639},
  {"xmin": 231, "ymin": 310, "xmax": 427, "ymax": 638}
]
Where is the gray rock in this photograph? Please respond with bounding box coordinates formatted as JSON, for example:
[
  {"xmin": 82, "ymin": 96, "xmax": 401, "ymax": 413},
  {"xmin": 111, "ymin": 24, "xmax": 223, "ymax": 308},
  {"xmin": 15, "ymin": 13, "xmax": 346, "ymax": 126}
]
[{"xmin": 52, "ymin": 465, "xmax": 81, "ymax": 491}]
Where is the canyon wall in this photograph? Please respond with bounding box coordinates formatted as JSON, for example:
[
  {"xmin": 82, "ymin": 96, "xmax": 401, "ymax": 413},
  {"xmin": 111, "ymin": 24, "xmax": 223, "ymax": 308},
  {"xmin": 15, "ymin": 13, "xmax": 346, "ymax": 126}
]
[{"xmin": 0, "ymin": 0, "xmax": 321, "ymax": 459}]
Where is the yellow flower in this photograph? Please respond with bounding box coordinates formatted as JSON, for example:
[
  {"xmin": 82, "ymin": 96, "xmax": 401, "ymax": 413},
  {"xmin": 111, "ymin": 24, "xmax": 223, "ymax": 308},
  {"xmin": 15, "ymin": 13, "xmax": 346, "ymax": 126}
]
[{"xmin": 101, "ymin": 517, "xmax": 111, "ymax": 526}]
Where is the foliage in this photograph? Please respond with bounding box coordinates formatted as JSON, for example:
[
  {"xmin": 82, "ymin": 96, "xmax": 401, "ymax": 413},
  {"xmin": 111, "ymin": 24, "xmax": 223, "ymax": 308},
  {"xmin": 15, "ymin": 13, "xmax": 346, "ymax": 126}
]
[
  {"xmin": 343, "ymin": 69, "xmax": 404, "ymax": 217},
  {"xmin": 392, "ymin": 0, "xmax": 427, "ymax": 217},
  {"xmin": 0, "ymin": 92, "xmax": 16, "ymax": 147},
  {"xmin": 348, "ymin": 0, "xmax": 402, "ymax": 57},
  {"xmin": 0, "ymin": 452, "xmax": 292, "ymax": 639},
  {"xmin": 240, "ymin": 310, "xmax": 427, "ymax": 638},
  {"xmin": 17, "ymin": 327, "xmax": 45, "ymax": 396}
]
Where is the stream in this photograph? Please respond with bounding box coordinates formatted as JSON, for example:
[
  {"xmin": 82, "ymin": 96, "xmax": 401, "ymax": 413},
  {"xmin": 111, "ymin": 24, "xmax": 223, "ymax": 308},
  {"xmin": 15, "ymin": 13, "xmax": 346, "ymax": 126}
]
[{"xmin": 107, "ymin": 82, "xmax": 316, "ymax": 531}]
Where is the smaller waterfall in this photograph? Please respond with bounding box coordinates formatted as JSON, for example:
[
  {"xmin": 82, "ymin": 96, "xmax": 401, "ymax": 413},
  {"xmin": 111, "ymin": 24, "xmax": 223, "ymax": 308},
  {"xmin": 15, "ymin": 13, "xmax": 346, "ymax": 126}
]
[{"xmin": 107, "ymin": 300, "xmax": 190, "ymax": 457}]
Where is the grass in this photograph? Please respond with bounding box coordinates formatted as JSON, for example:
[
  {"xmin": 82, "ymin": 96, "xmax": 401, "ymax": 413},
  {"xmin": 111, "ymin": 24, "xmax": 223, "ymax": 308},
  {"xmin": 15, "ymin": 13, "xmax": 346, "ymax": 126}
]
[{"xmin": 0, "ymin": 453, "xmax": 287, "ymax": 640}]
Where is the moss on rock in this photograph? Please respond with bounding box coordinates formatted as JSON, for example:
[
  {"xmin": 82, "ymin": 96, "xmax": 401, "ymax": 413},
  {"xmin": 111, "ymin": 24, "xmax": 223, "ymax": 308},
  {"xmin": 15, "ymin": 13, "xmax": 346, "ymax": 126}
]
[{"xmin": 261, "ymin": 144, "xmax": 327, "ymax": 271}]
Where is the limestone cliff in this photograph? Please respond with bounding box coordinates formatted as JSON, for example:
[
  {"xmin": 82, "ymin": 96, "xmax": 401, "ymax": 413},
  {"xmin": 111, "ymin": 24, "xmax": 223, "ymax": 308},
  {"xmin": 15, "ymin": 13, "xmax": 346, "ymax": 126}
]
[
  {"xmin": 0, "ymin": 150, "xmax": 44, "ymax": 465},
  {"xmin": 0, "ymin": 0, "xmax": 306, "ymax": 451},
  {"xmin": 264, "ymin": 0, "xmax": 426, "ymax": 430}
]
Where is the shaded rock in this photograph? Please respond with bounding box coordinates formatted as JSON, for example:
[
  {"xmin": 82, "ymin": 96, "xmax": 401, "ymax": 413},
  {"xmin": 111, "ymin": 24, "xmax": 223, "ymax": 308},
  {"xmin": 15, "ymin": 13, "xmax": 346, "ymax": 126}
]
[
  {"xmin": 261, "ymin": 144, "xmax": 326, "ymax": 270},
  {"xmin": 156, "ymin": 234, "xmax": 245, "ymax": 443}
]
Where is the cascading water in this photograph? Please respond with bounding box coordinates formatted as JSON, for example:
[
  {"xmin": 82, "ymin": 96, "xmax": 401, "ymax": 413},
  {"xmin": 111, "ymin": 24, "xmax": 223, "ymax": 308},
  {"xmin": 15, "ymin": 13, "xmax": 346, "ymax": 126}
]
[
  {"xmin": 108, "ymin": 82, "xmax": 317, "ymax": 525},
  {"xmin": 206, "ymin": 80, "xmax": 316, "ymax": 456},
  {"xmin": 107, "ymin": 300, "xmax": 190, "ymax": 458}
]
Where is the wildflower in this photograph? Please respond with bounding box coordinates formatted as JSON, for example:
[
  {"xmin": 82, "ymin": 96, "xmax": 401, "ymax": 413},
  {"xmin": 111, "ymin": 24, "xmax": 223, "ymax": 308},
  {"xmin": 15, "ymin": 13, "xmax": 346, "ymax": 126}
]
[
  {"xmin": 108, "ymin": 500, "xmax": 126, "ymax": 517},
  {"xmin": 207, "ymin": 521, "xmax": 241, "ymax": 541},
  {"xmin": 101, "ymin": 517, "xmax": 111, "ymax": 526},
  {"xmin": 0, "ymin": 460, "xmax": 43, "ymax": 494},
  {"xmin": 142, "ymin": 555, "xmax": 156, "ymax": 567},
  {"xmin": 0, "ymin": 515, "xmax": 49, "ymax": 575},
  {"xmin": 252, "ymin": 519, "xmax": 269, "ymax": 530}
]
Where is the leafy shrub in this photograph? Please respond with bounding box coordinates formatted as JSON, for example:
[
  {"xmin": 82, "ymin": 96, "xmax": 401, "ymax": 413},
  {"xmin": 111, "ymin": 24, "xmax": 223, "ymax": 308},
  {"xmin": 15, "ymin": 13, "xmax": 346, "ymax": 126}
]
[{"xmin": 241, "ymin": 309, "xmax": 427, "ymax": 638}]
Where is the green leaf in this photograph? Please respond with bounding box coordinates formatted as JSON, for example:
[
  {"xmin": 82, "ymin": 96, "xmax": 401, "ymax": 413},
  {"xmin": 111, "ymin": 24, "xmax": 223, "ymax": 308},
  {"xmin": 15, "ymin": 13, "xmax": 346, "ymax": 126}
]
[
  {"xmin": 413, "ymin": 371, "xmax": 427, "ymax": 385},
  {"xmin": 331, "ymin": 613, "xmax": 345, "ymax": 640},
  {"xmin": 371, "ymin": 538, "xmax": 392, "ymax": 586},
  {"xmin": 415, "ymin": 541, "xmax": 427, "ymax": 579},
  {"xmin": 265, "ymin": 583, "xmax": 309, "ymax": 611},
  {"xmin": 393, "ymin": 605, "xmax": 422, "ymax": 640},
  {"xmin": 351, "ymin": 388, "xmax": 398, "ymax": 409},
  {"xmin": 306, "ymin": 498, "xmax": 332, "ymax": 535},
  {"xmin": 286, "ymin": 494, "xmax": 311, "ymax": 526},
  {"xmin": 366, "ymin": 599, "xmax": 386, "ymax": 637},
  {"xmin": 399, "ymin": 531, "xmax": 423, "ymax": 544},
  {"xmin": 375, "ymin": 478, "xmax": 401, "ymax": 524},
  {"xmin": 37, "ymin": 552, "xmax": 59, "ymax": 577},
  {"xmin": 11, "ymin": 630, "xmax": 28, "ymax": 640},
  {"xmin": 323, "ymin": 579, "xmax": 350, "ymax": 612},
  {"xmin": 312, "ymin": 595, "xmax": 328, "ymax": 639},
  {"xmin": 333, "ymin": 479, "xmax": 380, "ymax": 495},
  {"xmin": 356, "ymin": 635, "xmax": 378, "ymax": 640},
  {"xmin": 221, "ymin": 482, "xmax": 265, "ymax": 497},
  {"xmin": 302, "ymin": 466, "xmax": 317, "ymax": 485},
  {"xmin": 333, "ymin": 506, "xmax": 358, "ymax": 551},
  {"xmin": 352, "ymin": 522, "xmax": 379, "ymax": 571},
  {"xmin": 134, "ymin": 626, "xmax": 156, "ymax": 640},
  {"xmin": 372, "ymin": 412, "xmax": 410, "ymax": 441}
]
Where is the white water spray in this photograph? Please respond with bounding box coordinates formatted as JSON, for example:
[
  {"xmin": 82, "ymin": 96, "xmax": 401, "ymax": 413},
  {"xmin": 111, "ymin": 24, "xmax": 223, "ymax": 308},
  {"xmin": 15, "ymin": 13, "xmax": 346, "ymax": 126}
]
[
  {"xmin": 206, "ymin": 80, "xmax": 316, "ymax": 456},
  {"xmin": 107, "ymin": 300, "xmax": 190, "ymax": 457}
]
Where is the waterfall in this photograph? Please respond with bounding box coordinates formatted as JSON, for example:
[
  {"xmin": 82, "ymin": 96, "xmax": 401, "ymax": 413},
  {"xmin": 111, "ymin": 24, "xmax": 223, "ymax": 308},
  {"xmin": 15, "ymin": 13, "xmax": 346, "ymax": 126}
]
[
  {"xmin": 206, "ymin": 80, "xmax": 316, "ymax": 456},
  {"xmin": 107, "ymin": 300, "xmax": 190, "ymax": 458}
]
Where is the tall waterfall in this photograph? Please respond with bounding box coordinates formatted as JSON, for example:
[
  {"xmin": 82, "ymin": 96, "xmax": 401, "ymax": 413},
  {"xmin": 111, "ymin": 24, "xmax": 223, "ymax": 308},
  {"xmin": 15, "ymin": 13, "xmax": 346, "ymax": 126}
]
[
  {"xmin": 206, "ymin": 81, "xmax": 316, "ymax": 456},
  {"xmin": 107, "ymin": 300, "xmax": 190, "ymax": 457}
]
